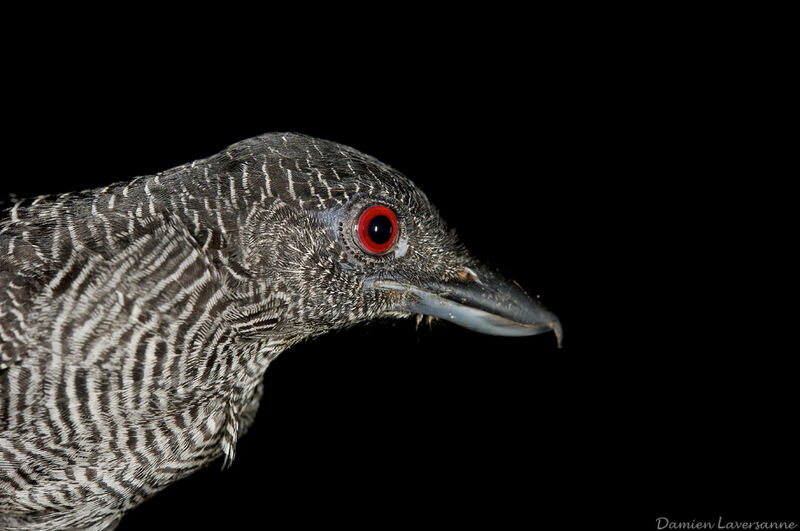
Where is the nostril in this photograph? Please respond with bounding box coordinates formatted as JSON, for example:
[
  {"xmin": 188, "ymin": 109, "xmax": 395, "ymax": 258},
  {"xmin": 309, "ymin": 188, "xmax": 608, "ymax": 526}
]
[{"xmin": 456, "ymin": 267, "xmax": 480, "ymax": 284}]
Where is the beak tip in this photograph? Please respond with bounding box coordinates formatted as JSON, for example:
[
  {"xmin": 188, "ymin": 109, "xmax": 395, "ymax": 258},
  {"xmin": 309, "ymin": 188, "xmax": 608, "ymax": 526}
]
[{"xmin": 551, "ymin": 320, "xmax": 564, "ymax": 349}]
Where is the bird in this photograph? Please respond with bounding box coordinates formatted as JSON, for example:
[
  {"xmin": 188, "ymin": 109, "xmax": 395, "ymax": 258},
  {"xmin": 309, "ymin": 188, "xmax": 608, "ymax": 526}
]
[{"xmin": 0, "ymin": 132, "xmax": 561, "ymax": 530}]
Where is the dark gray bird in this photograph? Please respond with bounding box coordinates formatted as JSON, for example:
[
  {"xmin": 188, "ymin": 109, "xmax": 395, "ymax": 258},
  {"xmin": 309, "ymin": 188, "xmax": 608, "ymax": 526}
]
[{"xmin": 0, "ymin": 133, "xmax": 561, "ymax": 529}]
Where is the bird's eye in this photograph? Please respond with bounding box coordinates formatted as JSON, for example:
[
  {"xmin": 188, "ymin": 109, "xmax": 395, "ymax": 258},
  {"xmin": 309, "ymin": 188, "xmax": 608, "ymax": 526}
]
[{"xmin": 357, "ymin": 205, "xmax": 398, "ymax": 255}]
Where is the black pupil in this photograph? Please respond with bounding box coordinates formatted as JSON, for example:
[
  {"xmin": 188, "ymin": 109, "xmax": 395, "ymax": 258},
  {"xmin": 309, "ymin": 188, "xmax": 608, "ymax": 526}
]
[{"xmin": 368, "ymin": 215, "xmax": 393, "ymax": 244}]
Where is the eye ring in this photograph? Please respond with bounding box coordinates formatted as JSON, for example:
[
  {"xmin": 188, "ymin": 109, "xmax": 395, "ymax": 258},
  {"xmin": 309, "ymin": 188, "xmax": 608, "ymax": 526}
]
[{"xmin": 356, "ymin": 205, "xmax": 398, "ymax": 255}]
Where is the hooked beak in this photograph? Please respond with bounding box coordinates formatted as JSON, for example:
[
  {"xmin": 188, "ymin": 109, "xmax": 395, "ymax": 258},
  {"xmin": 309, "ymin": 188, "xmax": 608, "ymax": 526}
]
[{"xmin": 366, "ymin": 266, "xmax": 562, "ymax": 347}]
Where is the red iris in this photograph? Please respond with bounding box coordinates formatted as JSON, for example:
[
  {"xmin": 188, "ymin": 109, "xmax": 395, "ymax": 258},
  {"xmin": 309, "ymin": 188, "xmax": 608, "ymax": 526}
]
[{"xmin": 357, "ymin": 205, "xmax": 398, "ymax": 254}]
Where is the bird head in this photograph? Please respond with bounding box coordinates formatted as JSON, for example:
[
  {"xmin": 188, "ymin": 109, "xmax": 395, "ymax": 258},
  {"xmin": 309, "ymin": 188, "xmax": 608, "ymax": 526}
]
[{"xmin": 210, "ymin": 133, "xmax": 561, "ymax": 346}]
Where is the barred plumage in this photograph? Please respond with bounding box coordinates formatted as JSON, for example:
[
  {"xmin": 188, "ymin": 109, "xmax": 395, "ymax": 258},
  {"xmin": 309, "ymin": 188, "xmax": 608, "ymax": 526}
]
[{"xmin": 0, "ymin": 133, "xmax": 560, "ymax": 529}]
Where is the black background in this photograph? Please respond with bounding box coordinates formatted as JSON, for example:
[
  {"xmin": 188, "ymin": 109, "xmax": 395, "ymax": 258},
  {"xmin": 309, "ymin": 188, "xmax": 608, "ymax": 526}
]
[{"xmin": 3, "ymin": 9, "xmax": 796, "ymax": 530}]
